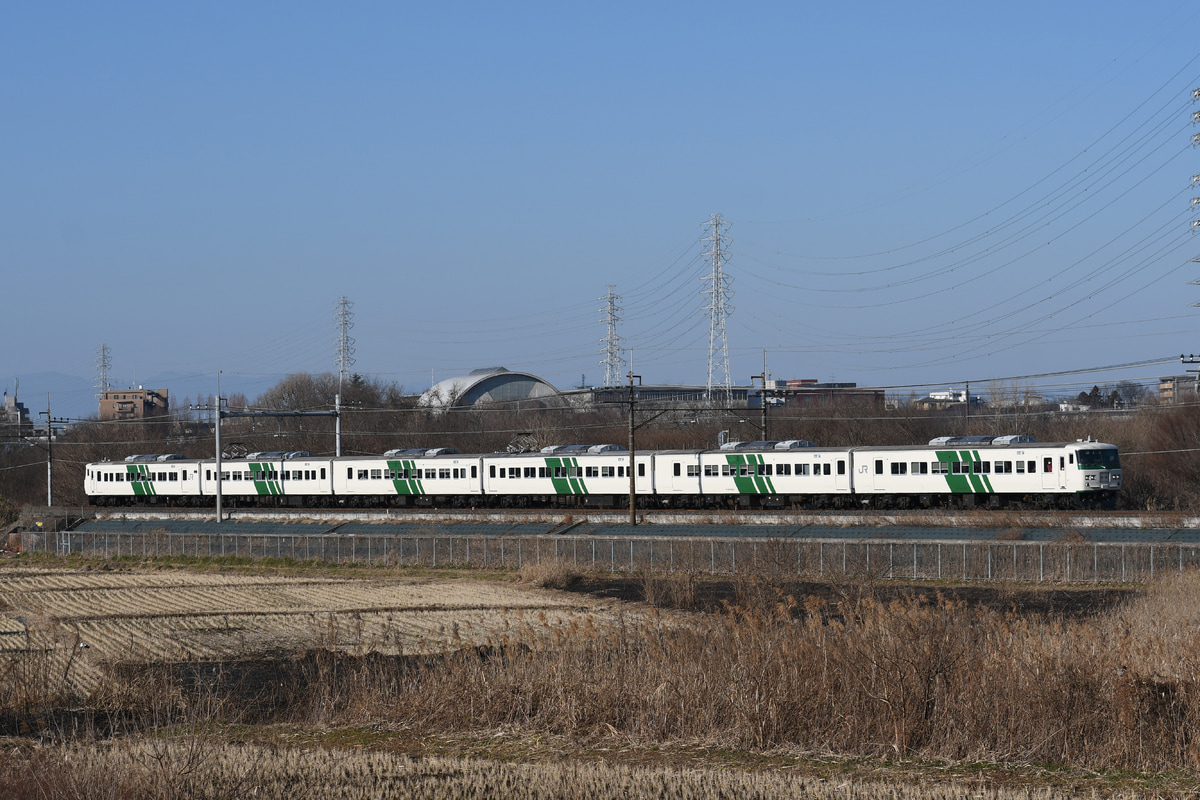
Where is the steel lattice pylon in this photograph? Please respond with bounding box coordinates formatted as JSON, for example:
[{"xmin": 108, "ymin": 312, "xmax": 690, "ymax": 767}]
[
  {"xmin": 599, "ymin": 285, "xmax": 625, "ymax": 387},
  {"xmin": 334, "ymin": 296, "xmax": 356, "ymax": 388},
  {"xmin": 702, "ymin": 213, "xmax": 734, "ymax": 402}
]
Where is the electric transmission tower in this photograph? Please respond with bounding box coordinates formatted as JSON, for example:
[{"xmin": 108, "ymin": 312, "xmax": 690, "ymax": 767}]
[
  {"xmin": 599, "ymin": 285, "xmax": 625, "ymax": 387},
  {"xmin": 334, "ymin": 296, "xmax": 356, "ymax": 391},
  {"xmin": 1186, "ymin": 88, "xmax": 1200, "ymax": 395},
  {"xmin": 95, "ymin": 343, "xmax": 113, "ymax": 398},
  {"xmin": 702, "ymin": 213, "xmax": 734, "ymax": 402}
]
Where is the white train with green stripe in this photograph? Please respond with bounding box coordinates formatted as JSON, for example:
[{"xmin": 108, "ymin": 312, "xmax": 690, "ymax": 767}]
[
  {"xmin": 84, "ymin": 435, "xmax": 1121, "ymax": 510},
  {"xmin": 844, "ymin": 435, "xmax": 1121, "ymax": 510}
]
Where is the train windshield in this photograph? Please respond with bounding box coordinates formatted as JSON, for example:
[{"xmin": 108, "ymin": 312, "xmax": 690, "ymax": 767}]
[{"xmin": 1078, "ymin": 449, "xmax": 1120, "ymax": 470}]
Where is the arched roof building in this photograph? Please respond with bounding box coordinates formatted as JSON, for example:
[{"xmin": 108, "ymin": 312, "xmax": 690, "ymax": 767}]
[{"xmin": 418, "ymin": 367, "xmax": 561, "ymax": 410}]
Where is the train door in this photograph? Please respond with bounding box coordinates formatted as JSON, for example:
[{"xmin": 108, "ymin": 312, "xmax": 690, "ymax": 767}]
[
  {"xmin": 835, "ymin": 457, "xmax": 849, "ymax": 491},
  {"xmin": 1041, "ymin": 456, "xmax": 1057, "ymax": 490}
]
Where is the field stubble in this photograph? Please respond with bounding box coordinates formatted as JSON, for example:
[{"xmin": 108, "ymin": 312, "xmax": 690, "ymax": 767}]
[{"xmin": 3, "ymin": 560, "xmax": 1200, "ymax": 798}]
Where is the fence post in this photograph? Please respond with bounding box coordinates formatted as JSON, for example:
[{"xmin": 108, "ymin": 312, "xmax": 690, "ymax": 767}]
[{"xmin": 1039, "ymin": 544, "xmax": 1044, "ymax": 582}]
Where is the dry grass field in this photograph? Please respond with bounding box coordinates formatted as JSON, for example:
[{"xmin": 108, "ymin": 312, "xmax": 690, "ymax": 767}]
[
  {"xmin": 2, "ymin": 557, "xmax": 1200, "ymax": 798},
  {"xmin": 0, "ymin": 566, "xmax": 620, "ymax": 694}
]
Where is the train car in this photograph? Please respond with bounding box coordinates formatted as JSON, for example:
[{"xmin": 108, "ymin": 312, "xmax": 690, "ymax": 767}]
[
  {"xmin": 194, "ymin": 451, "xmax": 332, "ymax": 506},
  {"xmin": 480, "ymin": 445, "xmax": 649, "ymax": 507},
  {"xmin": 85, "ymin": 434, "xmax": 1123, "ymax": 511},
  {"xmin": 85, "ymin": 454, "xmax": 200, "ymax": 505},
  {"xmin": 852, "ymin": 436, "xmax": 1122, "ymax": 508},
  {"xmin": 331, "ymin": 448, "xmax": 482, "ymax": 507},
  {"xmin": 693, "ymin": 441, "xmax": 854, "ymax": 508}
]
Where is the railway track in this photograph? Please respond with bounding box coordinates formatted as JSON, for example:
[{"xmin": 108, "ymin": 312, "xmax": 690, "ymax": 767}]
[{"xmin": 82, "ymin": 506, "xmax": 1200, "ymax": 531}]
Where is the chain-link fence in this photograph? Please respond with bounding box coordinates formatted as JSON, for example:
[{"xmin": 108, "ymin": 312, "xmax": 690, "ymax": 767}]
[{"xmin": 14, "ymin": 529, "xmax": 1200, "ymax": 583}]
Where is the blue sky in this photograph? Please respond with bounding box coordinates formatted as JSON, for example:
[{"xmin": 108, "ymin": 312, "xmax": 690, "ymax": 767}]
[{"xmin": 5, "ymin": 2, "xmax": 1200, "ymax": 419}]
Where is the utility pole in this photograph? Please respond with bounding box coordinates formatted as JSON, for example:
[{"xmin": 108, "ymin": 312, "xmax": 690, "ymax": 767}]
[
  {"xmin": 216, "ymin": 371, "xmax": 223, "ymax": 523},
  {"xmin": 750, "ymin": 372, "xmax": 769, "ymax": 440},
  {"xmin": 38, "ymin": 394, "xmax": 68, "ymax": 507},
  {"xmin": 627, "ymin": 369, "xmax": 639, "ymax": 526},
  {"xmin": 964, "ymin": 381, "xmax": 970, "ymax": 434},
  {"xmin": 335, "ymin": 393, "xmax": 342, "ymax": 457}
]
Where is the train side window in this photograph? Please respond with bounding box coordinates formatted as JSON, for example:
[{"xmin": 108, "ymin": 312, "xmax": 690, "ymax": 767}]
[
  {"xmin": 673, "ymin": 463, "xmax": 681, "ymax": 477},
  {"xmin": 347, "ymin": 468, "xmax": 353, "ymax": 479},
  {"xmin": 979, "ymin": 462, "xmax": 990, "ymax": 474},
  {"xmin": 320, "ymin": 468, "xmax": 326, "ymax": 479},
  {"xmin": 823, "ymin": 463, "xmax": 830, "ymax": 475},
  {"xmin": 1016, "ymin": 461, "xmax": 1025, "ymax": 473},
  {"xmin": 1043, "ymin": 458, "xmax": 1053, "ymax": 473},
  {"xmin": 618, "ymin": 466, "xmax": 626, "ymax": 477},
  {"xmin": 491, "ymin": 465, "xmax": 498, "ymax": 478},
  {"xmin": 1059, "ymin": 457, "xmax": 1065, "ymax": 470},
  {"xmin": 891, "ymin": 462, "xmax": 906, "ymax": 475},
  {"xmin": 1027, "ymin": 461, "xmax": 1036, "ymax": 473},
  {"xmin": 836, "ymin": 461, "xmax": 844, "ymax": 475},
  {"xmin": 638, "ymin": 463, "xmax": 645, "ymax": 477},
  {"xmin": 874, "ymin": 459, "xmax": 883, "ymax": 475},
  {"xmin": 472, "ymin": 466, "xmax": 478, "ymax": 478},
  {"xmin": 371, "ymin": 469, "xmax": 382, "ymax": 480},
  {"xmin": 1069, "ymin": 454, "xmax": 1074, "ymax": 464}
]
